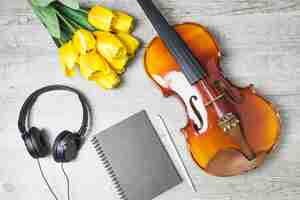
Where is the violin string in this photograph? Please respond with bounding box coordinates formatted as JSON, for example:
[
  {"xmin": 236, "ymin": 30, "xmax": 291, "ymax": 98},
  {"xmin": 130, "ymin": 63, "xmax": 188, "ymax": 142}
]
[
  {"xmin": 36, "ymin": 159, "xmax": 59, "ymax": 200},
  {"xmin": 60, "ymin": 163, "xmax": 70, "ymax": 200}
]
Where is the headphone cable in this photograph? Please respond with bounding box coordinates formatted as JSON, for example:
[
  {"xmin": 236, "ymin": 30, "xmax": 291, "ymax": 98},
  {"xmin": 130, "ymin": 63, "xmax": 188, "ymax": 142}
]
[
  {"xmin": 36, "ymin": 159, "xmax": 59, "ymax": 200},
  {"xmin": 36, "ymin": 159, "xmax": 71, "ymax": 200},
  {"xmin": 60, "ymin": 163, "xmax": 70, "ymax": 200}
]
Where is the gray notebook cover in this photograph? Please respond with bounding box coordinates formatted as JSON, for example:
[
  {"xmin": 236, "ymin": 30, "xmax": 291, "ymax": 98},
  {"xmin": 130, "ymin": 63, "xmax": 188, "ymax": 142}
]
[{"xmin": 91, "ymin": 111, "xmax": 182, "ymax": 200}]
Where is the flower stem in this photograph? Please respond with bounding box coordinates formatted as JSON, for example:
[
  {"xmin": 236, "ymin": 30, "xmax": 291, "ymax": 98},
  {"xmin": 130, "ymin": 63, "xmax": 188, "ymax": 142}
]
[
  {"xmin": 52, "ymin": 37, "xmax": 63, "ymax": 47},
  {"xmin": 58, "ymin": 38, "xmax": 64, "ymax": 46},
  {"xmin": 67, "ymin": 17, "xmax": 83, "ymax": 30},
  {"xmin": 55, "ymin": 10, "xmax": 76, "ymax": 33},
  {"xmin": 79, "ymin": 8, "xmax": 89, "ymax": 14},
  {"xmin": 53, "ymin": 2, "xmax": 96, "ymax": 32}
]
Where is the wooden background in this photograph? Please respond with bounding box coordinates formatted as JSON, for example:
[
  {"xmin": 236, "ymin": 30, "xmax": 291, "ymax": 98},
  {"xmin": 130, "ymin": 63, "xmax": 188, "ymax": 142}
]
[{"xmin": 1, "ymin": 0, "xmax": 300, "ymax": 199}]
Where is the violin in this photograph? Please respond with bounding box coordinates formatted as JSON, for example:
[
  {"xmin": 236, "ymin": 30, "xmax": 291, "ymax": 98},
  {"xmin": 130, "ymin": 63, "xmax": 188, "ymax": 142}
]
[{"xmin": 137, "ymin": 0, "xmax": 281, "ymax": 176}]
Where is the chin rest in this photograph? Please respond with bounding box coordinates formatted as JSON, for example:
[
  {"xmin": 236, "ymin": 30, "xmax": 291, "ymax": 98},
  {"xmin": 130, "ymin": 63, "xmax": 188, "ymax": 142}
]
[
  {"xmin": 205, "ymin": 149, "xmax": 267, "ymax": 177},
  {"xmin": 204, "ymin": 113, "xmax": 265, "ymax": 176}
]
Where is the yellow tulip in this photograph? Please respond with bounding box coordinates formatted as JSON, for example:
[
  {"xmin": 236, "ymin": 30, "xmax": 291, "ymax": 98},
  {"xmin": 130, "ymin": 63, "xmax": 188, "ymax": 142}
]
[
  {"xmin": 117, "ymin": 33, "xmax": 140, "ymax": 56},
  {"xmin": 112, "ymin": 11, "xmax": 134, "ymax": 33},
  {"xmin": 95, "ymin": 31, "xmax": 127, "ymax": 59},
  {"xmin": 107, "ymin": 55, "xmax": 129, "ymax": 74},
  {"xmin": 88, "ymin": 6, "xmax": 115, "ymax": 31},
  {"xmin": 73, "ymin": 29, "xmax": 96, "ymax": 55},
  {"xmin": 58, "ymin": 41, "xmax": 79, "ymax": 77},
  {"xmin": 93, "ymin": 68, "xmax": 121, "ymax": 90},
  {"xmin": 78, "ymin": 51, "xmax": 110, "ymax": 80}
]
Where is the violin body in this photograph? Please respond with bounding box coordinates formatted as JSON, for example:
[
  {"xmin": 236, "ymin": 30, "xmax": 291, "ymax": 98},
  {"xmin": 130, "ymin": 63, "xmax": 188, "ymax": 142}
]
[{"xmin": 144, "ymin": 23, "xmax": 281, "ymax": 176}]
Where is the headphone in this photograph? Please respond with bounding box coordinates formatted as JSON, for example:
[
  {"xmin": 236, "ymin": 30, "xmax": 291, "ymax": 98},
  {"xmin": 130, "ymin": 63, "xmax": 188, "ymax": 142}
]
[{"xmin": 18, "ymin": 85, "xmax": 89, "ymax": 163}]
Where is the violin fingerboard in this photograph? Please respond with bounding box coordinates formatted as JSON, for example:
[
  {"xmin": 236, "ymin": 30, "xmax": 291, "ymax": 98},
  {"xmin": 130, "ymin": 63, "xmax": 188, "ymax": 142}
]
[{"xmin": 136, "ymin": 0, "xmax": 206, "ymax": 84}]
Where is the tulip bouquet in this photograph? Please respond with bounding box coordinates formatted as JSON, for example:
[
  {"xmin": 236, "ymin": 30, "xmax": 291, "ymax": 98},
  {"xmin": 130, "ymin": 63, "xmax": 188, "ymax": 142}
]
[{"xmin": 29, "ymin": 0, "xmax": 140, "ymax": 89}]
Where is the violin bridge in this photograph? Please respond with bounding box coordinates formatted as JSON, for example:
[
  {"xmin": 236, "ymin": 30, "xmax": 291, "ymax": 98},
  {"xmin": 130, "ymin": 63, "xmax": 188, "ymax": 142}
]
[
  {"xmin": 204, "ymin": 93, "xmax": 225, "ymax": 107},
  {"xmin": 218, "ymin": 113, "xmax": 256, "ymax": 160}
]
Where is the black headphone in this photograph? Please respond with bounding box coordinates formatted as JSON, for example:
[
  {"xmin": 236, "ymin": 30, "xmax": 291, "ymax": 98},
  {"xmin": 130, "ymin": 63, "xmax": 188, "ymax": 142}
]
[{"xmin": 18, "ymin": 85, "xmax": 89, "ymax": 163}]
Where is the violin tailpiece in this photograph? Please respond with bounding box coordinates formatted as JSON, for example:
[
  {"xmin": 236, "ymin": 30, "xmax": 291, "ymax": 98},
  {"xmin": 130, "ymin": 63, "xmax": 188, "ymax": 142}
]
[
  {"xmin": 218, "ymin": 113, "xmax": 239, "ymax": 132},
  {"xmin": 218, "ymin": 113, "xmax": 256, "ymax": 161}
]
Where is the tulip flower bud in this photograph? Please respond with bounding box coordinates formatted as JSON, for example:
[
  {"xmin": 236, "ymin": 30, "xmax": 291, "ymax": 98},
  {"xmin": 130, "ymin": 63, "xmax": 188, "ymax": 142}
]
[
  {"xmin": 112, "ymin": 11, "xmax": 134, "ymax": 33},
  {"xmin": 73, "ymin": 29, "xmax": 96, "ymax": 55},
  {"xmin": 94, "ymin": 68, "xmax": 121, "ymax": 90},
  {"xmin": 107, "ymin": 56, "xmax": 129, "ymax": 74},
  {"xmin": 117, "ymin": 33, "xmax": 140, "ymax": 56},
  {"xmin": 95, "ymin": 31, "xmax": 127, "ymax": 59},
  {"xmin": 58, "ymin": 41, "xmax": 79, "ymax": 77},
  {"xmin": 88, "ymin": 6, "xmax": 115, "ymax": 31},
  {"xmin": 78, "ymin": 51, "xmax": 110, "ymax": 80}
]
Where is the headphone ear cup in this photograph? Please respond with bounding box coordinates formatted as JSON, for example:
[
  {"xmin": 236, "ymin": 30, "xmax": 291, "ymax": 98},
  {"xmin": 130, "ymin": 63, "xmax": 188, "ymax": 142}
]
[
  {"xmin": 23, "ymin": 127, "xmax": 49, "ymax": 159},
  {"xmin": 53, "ymin": 131, "xmax": 80, "ymax": 163}
]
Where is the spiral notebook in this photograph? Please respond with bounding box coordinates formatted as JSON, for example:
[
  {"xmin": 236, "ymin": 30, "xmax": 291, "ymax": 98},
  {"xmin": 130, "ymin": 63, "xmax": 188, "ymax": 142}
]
[{"xmin": 91, "ymin": 111, "xmax": 182, "ymax": 200}]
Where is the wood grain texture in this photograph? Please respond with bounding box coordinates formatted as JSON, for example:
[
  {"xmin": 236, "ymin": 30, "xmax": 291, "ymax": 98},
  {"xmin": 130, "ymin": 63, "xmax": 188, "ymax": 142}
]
[{"xmin": 1, "ymin": 0, "xmax": 300, "ymax": 200}]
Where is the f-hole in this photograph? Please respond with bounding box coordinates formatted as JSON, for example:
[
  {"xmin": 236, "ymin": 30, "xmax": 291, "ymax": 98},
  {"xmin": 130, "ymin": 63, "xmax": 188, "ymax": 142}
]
[{"xmin": 189, "ymin": 96, "xmax": 203, "ymax": 131}]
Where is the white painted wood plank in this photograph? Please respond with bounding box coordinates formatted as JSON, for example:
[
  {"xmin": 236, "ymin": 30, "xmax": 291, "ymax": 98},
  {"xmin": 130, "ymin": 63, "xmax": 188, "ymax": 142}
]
[
  {"xmin": 2, "ymin": 0, "xmax": 300, "ymax": 15},
  {"xmin": 2, "ymin": 12, "xmax": 300, "ymax": 95}
]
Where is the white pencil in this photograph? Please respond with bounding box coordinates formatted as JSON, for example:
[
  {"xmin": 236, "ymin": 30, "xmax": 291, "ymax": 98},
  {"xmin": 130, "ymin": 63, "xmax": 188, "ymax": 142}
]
[{"xmin": 158, "ymin": 115, "xmax": 197, "ymax": 192}]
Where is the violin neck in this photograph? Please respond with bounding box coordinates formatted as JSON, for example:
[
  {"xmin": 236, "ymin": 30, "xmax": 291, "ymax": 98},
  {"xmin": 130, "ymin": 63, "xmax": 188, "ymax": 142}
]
[{"xmin": 137, "ymin": 0, "xmax": 206, "ymax": 85}]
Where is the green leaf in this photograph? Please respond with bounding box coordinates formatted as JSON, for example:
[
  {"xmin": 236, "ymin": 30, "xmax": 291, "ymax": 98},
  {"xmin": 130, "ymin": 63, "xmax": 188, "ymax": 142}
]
[
  {"xmin": 59, "ymin": 0, "xmax": 80, "ymax": 10},
  {"xmin": 31, "ymin": 4, "xmax": 61, "ymax": 38},
  {"xmin": 31, "ymin": 0, "xmax": 55, "ymax": 7},
  {"xmin": 55, "ymin": 2, "xmax": 96, "ymax": 32}
]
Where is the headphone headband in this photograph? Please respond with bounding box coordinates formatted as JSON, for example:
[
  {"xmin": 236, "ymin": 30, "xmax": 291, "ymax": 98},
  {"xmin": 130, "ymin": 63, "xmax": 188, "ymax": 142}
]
[{"xmin": 18, "ymin": 85, "xmax": 89, "ymax": 137}]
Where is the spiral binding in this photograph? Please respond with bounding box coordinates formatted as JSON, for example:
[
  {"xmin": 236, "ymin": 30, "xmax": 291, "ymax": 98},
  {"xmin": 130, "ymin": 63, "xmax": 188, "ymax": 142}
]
[{"xmin": 91, "ymin": 137, "xmax": 128, "ymax": 200}]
